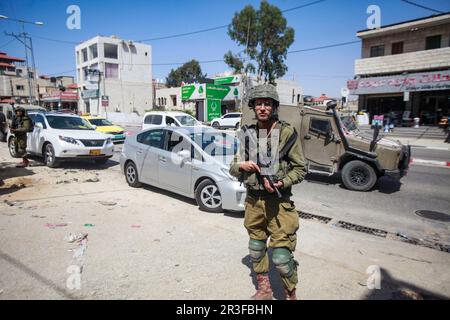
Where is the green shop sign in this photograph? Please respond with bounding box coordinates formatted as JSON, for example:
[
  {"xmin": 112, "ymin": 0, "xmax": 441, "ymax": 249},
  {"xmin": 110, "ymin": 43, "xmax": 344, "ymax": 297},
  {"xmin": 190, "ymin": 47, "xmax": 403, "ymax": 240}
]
[
  {"xmin": 181, "ymin": 83, "xmax": 231, "ymax": 101},
  {"xmin": 214, "ymin": 75, "xmax": 241, "ymax": 85},
  {"xmin": 206, "ymin": 98, "xmax": 222, "ymax": 121}
]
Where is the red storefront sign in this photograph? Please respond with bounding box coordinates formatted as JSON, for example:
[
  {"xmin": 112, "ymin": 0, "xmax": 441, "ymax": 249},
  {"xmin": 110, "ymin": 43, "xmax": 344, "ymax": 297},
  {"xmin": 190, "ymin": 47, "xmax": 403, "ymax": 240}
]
[{"xmin": 42, "ymin": 91, "xmax": 79, "ymax": 101}]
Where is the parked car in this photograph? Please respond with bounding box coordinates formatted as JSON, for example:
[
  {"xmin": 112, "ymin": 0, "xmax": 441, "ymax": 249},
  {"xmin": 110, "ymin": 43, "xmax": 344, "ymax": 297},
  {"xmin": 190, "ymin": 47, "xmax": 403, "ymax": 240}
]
[
  {"xmin": 210, "ymin": 112, "xmax": 242, "ymax": 130},
  {"xmin": 7, "ymin": 111, "xmax": 114, "ymax": 167},
  {"xmin": 82, "ymin": 115, "xmax": 126, "ymax": 143},
  {"xmin": 142, "ymin": 111, "xmax": 202, "ymax": 130},
  {"xmin": 120, "ymin": 126, "xmax": 246, "ymax": 213}
]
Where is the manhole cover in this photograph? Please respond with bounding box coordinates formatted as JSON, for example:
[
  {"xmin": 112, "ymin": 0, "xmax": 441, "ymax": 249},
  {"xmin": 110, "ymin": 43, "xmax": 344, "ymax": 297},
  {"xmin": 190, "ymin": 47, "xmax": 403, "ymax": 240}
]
[{"xmin": 415, "ymin": 210, "xmax": 450, "ymax": 222}]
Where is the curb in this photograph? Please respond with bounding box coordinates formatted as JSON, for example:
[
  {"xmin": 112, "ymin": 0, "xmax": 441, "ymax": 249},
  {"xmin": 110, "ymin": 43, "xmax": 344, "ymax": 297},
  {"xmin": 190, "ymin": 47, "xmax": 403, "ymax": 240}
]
[{"xmin": 411, "ymin": 158, "xmax": 450, "ymax": 168}]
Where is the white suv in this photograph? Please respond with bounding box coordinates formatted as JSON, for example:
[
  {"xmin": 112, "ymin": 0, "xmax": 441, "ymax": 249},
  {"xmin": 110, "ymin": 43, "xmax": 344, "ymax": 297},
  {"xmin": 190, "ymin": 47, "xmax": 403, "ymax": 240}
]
[
  {"xmin": 8, "ymin": 112, "xmax": 114, "ymax": 167},
  {"xmin": 210, "ymin": 112, "xmax": 242, "ymax": 130},
  {"xmin": 142, "ymin": 111, "xmax": 202, "ymax": 130}
]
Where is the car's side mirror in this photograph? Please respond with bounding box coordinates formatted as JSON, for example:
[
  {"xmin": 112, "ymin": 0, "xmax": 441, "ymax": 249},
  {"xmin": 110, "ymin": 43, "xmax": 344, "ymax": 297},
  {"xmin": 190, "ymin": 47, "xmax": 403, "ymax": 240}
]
[
  {"xmin": 173, "ymin": 149, "xmax": 191, "ymax": 166},
  {"xmin": 35, "ymin": 122, "xmax": 43, "ymax": 129}
]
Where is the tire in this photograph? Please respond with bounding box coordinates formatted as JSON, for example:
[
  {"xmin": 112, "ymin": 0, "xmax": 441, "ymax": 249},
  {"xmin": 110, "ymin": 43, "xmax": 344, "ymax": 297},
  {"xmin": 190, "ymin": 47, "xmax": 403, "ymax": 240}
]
[
  {"xmin": 195, "ymin": 179, "xmax": 223, "ymax": 213},
  {"xmin": 341, "ymin": 160, "xmax": 377, "ymax": 192},
  {"xmin": 234, "ymin": 122, "xmax": 240, "ymax": 130},
  {"xmin": 94, "ymin": 158, "xmax": 109, "ymax": 165},
  {"xmin": 212, "ymin": 122, "xmax": 220, "ymax": 129},
  {"xmin": 8, "ymin": 137, "xmax": 21, "ymax": 158},
  {"xmin": 125, "ymin": 161, "xmax": 142, "ymax": 188},
  {"xmin": 44, "ymin": 143, "xmax": 60, "ymax": 168}
]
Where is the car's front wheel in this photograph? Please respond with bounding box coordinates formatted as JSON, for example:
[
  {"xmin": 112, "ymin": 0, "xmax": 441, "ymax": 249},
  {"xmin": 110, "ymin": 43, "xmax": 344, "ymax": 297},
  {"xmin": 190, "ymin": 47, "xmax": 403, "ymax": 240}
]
[
  {"xmin": 44, "ymin": 143, "xmax": 60, "ymax": 168},
  {"xmin": 8, "ymin": 137, "xmax": 20, "ymax": 158},
  {"xmin": 341, "ymin": 160, "xmax": 377, "ymax": 191},
  {"xmin": 125, "ymin": 161, "xmax": 142, "ymax": 188},
  {"xmin": 195, "ymin": 179, "xmax": 223, "ymax": 213}
]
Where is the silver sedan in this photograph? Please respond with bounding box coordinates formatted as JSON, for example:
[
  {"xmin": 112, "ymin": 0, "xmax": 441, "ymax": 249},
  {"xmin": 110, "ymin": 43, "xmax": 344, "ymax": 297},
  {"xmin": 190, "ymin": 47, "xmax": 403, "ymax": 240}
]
[{"xmin": 120, "ymin": 126, "xmax": 246, "ymax": 212}]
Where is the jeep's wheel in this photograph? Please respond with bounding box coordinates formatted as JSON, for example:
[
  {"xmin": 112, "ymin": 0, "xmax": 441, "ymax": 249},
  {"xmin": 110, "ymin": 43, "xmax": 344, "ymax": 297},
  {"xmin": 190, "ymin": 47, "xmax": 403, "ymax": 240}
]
[
  {"xmin": 8, "ymin": 137, "xmax": 20, "ymax": 158},
  {"xmin": 195, "ymin": 179, "xmax": 223, "ymax": 213},
  {"xmin": 212, "ymin": 122, "xmax": 220, "ymax": 129},
  {"xmin": 44, "ymin": 143, "xmax": 60, "ymax": 168},
  {"xmin": 125, "ymin": 161, "xmax": 142, "ymax": 188},
  {"xmin": 341, "ymin": 160, "xmax": 377, "ymax": 191}
]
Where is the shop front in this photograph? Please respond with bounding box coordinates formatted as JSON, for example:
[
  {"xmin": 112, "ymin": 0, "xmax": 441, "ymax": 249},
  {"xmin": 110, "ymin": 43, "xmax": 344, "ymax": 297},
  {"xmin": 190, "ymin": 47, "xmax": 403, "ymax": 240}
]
[
  {"xmin": 41, "ymin": 91, "xmax": 79, "ymax": 112},
  {"xmin": 348, "ymin": 69, "xmax": 450, "ymax": 125}
]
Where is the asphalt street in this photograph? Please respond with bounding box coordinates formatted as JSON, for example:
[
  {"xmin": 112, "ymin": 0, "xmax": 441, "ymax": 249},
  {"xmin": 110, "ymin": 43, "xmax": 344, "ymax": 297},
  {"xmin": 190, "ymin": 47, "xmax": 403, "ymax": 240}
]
[{"xmin": 112, "ymin": 138, "xmax": 450, "ymax": 248}]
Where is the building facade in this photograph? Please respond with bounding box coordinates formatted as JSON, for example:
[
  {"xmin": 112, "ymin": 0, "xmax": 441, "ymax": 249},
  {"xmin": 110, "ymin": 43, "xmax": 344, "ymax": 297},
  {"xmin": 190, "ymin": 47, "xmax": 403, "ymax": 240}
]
[
  {"xmin": 348, "ymin": 13, "xmax": 450, "ymax": 125},
  {"xmin": 75, "ymin": 35, "xmax": 152, "ymax": 116}
]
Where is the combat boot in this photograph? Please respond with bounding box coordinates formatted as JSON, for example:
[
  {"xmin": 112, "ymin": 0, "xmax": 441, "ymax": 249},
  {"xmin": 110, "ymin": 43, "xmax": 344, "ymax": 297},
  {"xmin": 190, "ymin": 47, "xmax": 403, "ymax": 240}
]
[
  {"xmin": 16, "ymin": 158, "xmax": 29, "ymax": 168},
  {"xmin": 251, "ymin": 274, "xmax": 273, "ymax": 300},
  {"xmin": 284, "ymin": 288, "xmax": 297, "ymax": 300}
]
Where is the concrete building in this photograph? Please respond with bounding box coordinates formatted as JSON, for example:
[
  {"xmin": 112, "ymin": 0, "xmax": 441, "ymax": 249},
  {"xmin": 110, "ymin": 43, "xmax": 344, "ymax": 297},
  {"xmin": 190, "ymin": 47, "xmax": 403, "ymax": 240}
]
[
  {"xmin": 348, "ymin": 12, "xmax": 450, "ymax": 125},
  {"xmin": 0, "ymin": 51, "xmax": 37, "ymax": 105},
  {"xmin": 75, "ymin": 35, "xmax": 152, "ymax": 116}
]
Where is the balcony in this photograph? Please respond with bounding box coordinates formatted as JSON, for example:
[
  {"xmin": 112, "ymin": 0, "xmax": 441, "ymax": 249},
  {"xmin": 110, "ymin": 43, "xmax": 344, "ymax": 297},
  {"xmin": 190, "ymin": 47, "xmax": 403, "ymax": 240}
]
[{"xmin": 355, "ymin": 47, "xmax": 450, "ymax": 76}]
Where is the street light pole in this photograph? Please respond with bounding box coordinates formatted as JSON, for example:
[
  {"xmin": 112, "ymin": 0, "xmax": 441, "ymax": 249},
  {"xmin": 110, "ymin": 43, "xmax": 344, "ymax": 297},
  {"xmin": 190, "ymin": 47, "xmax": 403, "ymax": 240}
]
[{"xmin": 1, "ymin": 15, "xmax": 44, "ymax": 106}]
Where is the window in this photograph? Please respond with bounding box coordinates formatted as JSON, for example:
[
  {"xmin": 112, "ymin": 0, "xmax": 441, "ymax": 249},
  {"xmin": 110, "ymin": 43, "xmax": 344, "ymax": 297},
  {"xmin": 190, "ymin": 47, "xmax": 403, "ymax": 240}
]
[
  {"xmin": 82, "ymin": 48, "xmax": 88, "ymax": 62},
  {"xmin": 165, "ymin": 116, "xmax": 179, "ymax": 126},
  {"xmin": 170, "ymin": 95, "xmax": 177, "ymax": 106},
  {"xmin": 426, "ymin": 35, "xmax": 441, "ymax": 50},
  {"xmin": 309, "ymin": 118, "xmax": 331, "ymax": 135},
  {"xmin": 167, "ymin": 131, "xmax": 191, "ymax": 153},
  {"xmin": 370, "ymin": 45, "xmax": 385, "ymax": 57},
  {"xmin": 89, "ymin": 44, "xmax": 98, "ymax": 59},
  {"xmin": 104, "ymin": 43, "xmax": 118, "ymax": 59},
  {"xmin": 144, "ymin": 114, "xmax": 163, "ymax": 125},
  {"xmin": 105, "ymin": 63, "xmax": 118, "ymax": 79},
  {"xmin": 82, "ymin": 67, "xmax": 88, "ymax": 80},
  {"xmin": 391, "ymin": 41, "xmax": 404, "ymax": 55},
  {"xmin": 35, "ymin": 114, "xmax": 47, "ymax": 129},
  {"xmin": 137, "ymin": 129, "xmax": 165, "ymax": 149},
  {"xmin": 16, "ymin": 85, "xmax": 25, "ymax": 91}
]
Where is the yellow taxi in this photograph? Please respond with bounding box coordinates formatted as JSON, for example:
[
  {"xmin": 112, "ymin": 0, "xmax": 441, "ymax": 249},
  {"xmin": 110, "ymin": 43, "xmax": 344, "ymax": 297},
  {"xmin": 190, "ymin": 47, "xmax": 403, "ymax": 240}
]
[{"xmin": 82, "ymin": 115, "xmax": 126, "ymax": 143}]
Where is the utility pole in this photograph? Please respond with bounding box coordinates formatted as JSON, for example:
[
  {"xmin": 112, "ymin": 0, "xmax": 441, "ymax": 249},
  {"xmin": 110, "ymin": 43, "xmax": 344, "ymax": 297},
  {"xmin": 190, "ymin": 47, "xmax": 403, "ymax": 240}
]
[{"xmin": 1, "ymin": 15, "xmax": 44, "ymax": 106}]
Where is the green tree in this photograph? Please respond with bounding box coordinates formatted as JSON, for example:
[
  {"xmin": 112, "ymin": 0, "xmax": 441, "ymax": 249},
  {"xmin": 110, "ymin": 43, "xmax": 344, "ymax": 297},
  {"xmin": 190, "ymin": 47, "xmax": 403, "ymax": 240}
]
[
  {"xmin": 166, "ymin": 59, "xmax": 207, "ymax": 87},
  {"xmin": 225, "ymin": 1, "xmax": 294, "ymax": 84}
]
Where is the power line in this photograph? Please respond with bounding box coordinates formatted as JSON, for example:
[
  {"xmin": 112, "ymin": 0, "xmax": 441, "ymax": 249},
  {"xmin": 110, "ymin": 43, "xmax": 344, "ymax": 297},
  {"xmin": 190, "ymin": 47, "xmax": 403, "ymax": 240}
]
[
  {"xmin": 28, "ymin": 34, "xmax": 79, "ymax": 45},
  {"xmin": 0, "ymin": 38, "xmax": 16, "ymax": 49},
  {"xmin": 399, "ymin": 0, "xmax": 444, "ymax": 14},
  {"xmin": 282, "ymin": 0, "xmax": 327, "ymax": 13},
  {"xmin": 288, "ymin": 40, "xmax": 360, "ymax": 53}
]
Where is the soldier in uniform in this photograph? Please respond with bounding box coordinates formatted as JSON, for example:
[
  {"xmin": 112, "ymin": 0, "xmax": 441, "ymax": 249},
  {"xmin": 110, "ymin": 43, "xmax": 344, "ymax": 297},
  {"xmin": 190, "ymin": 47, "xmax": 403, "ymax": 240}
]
[
  {"xmin": 10, "ymin": 106, "xmax": 31, "ymax": 168},
  {"xmin": 230, "ymin": 84, "xmax": 306, "ymax": 300}
]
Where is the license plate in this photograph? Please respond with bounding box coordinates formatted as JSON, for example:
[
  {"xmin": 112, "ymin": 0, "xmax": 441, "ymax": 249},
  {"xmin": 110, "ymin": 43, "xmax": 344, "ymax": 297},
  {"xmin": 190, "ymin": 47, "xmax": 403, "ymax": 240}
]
[{"xmin": 90, "ymin": 149, "xmax": 101, "ymax": 156}]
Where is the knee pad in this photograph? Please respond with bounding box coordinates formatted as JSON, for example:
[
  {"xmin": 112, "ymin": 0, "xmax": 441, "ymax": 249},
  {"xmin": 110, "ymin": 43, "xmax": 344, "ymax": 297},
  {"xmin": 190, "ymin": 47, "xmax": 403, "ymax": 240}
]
[
  {"xmin": 272, "ymin": 247, "xmax": 296, "ymax": 277},
  {"xmin": 248, "ymin": 239, "xmax": 267, "ymax": 263}
]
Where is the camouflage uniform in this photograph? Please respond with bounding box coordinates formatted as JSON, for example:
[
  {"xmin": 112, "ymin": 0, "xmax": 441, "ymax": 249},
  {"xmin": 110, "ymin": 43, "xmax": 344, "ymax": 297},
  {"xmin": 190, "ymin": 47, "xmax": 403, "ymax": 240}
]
[
  {"xmin": 11, "ymin": 107, "xmax": 31, "ymax": 157},
  {"xmin": 230, "ymin": 84, "xmax": 306, "ymax": 298}
]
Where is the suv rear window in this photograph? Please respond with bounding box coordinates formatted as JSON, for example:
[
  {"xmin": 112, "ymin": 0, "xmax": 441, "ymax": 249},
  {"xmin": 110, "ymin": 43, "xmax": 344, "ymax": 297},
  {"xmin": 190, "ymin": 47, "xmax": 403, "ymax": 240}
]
[{"xmin": 144, "ymin": 115, "xmax": 163, "ymax": 125}]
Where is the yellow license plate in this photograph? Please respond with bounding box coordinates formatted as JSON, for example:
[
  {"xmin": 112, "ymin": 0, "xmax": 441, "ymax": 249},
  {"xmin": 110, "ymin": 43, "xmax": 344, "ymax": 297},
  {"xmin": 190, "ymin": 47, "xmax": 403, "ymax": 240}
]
[{"xmin": 90, "ymin": 149, "xmax": 101, "ymax": 156}]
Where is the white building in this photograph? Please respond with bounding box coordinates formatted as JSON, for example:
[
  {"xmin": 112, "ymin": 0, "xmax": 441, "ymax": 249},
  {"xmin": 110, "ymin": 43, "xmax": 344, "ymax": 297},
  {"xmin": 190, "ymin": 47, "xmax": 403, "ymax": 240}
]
[{"xmin": 75, "ymin": 35, "xmax": 152, "ymax": 117}]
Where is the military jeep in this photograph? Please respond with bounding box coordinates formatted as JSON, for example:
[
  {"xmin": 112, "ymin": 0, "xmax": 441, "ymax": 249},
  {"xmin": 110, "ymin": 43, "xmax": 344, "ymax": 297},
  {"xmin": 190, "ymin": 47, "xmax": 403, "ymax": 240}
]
[{"xmin": 241, "ymin": 99, "xmax": 411, "ymax": 192}]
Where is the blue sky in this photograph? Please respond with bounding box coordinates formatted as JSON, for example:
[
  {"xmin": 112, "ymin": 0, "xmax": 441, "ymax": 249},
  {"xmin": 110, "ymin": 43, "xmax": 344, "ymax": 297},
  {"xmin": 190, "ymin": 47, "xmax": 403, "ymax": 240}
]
[{"xmin": 1, "ymin": 0, "xmax": 449, "ymax": 97}]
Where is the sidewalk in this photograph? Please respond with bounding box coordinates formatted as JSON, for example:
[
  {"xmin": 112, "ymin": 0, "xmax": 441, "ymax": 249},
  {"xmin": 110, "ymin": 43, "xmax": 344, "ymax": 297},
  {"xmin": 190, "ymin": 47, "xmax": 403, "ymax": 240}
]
[{"xmin": 395, "ymin": 137, "xmax": 450, "ymax": 150}]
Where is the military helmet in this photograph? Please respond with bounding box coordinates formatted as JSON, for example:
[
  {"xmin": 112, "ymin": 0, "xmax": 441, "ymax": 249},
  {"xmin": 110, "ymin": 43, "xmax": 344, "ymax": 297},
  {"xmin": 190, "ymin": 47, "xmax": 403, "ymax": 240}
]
[
  {"xmin": 248, "ymin": 84, "xmax": 280, "ymax": 109},
  {"xmin": 14, "ymin": 106, "xmax": 26, "ymax": 113}
]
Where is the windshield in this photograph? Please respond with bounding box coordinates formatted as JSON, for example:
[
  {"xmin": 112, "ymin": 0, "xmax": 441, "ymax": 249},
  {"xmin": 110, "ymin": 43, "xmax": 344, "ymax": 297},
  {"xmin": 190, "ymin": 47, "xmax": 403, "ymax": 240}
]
[
  {"xmin": 175, "ymin": 115, "xmax": 200, "ymax": 126},
  {"xmin": 340, "ymin": 115, "xmax": 359, "ymax": 133},
  {"xmin": 89, "ymin": 118, "xmax": 113, "ymax": 126},
  {"xmin": 190, "ymin": 132, "xmax": 238, "ymax": 157},
  {"xmin": 47, "ymin": 116, "xmax": 94, "ymax": 130}
]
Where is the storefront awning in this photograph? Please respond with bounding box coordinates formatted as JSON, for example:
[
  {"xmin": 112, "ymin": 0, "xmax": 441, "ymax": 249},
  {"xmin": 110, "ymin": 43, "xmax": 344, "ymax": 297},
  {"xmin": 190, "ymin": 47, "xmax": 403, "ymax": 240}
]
[{"xmin": 348, "ymin": 70, "xmax": 450, "ymax": 95}]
